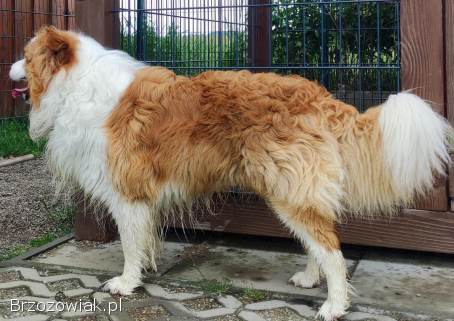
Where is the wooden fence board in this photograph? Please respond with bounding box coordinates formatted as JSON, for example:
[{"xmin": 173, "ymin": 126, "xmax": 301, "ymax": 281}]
[
  {"xmin": 34, "ymin": 0, "xmax": 51, "ymax": 30},
  {"xmin": 445, "ymin": 0, "xmax": 454, "ymax": 211},
  {"xmin": 67, "ymin": 0, "xmax": 75, "ymax": 30},
  {"xmin": 171, "ymin": 196, "xmax": 454, "ymax": 254},
  {"xmin": 1, "ymin": 0, "xmax": 75, "ymax": 119},
  {"xmin": 52, "ymin": 0, "xmax": 67, "ymax": 30},
  {"xmin": 0, "ymin": 0, "xmax": 15, "ymax": 118},
  {"xmin": 400, "ymin": 0, "xmax": 447, "ymax": 211},
  {"xmin": 13, "ymin": 0, "xmax": 33, "ymax": 117}
]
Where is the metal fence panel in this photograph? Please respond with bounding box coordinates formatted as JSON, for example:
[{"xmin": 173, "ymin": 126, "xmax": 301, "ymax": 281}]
[{"xmin": 115, "ymin": 0, "xmax": 400, "ymax": 112}]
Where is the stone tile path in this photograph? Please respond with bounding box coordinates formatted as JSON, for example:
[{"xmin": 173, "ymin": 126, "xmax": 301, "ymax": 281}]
[
  {"xmin": 1, "ymin": 238, "xmax": 453, "ymax": 321},
  {"xmin": 0, "ymin": 266, "xmax": 405, "ymax": 321}
]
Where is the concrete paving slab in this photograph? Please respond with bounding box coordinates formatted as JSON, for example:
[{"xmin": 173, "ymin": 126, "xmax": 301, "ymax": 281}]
[
  {"xmin": 31, "ymin": 240, "xmax": 187, "ymax": 274},
  {"xmin": 164, "ymin": 243, "xmax": 355, "ymax": 297},
  {"xmin": 351, "ymin": 256, "xmax": 454, "ymax": 317}
]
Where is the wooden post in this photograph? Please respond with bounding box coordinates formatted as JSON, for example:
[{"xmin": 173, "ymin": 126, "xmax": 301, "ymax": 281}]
[
  {"xmin": 75, "ymin": 0, "xmax": 119, "ymax": 48},
  {"xmin": 34, "ymin": 0, "xmax": 52, "ymax": 30},
  {"xmin": 73, "ymin": 0, "xmax": 120, "ymax": 242},
  {"xmin": 0, "ymin": 0, "xmax": 15, "ymax": 118},
  {"xmin": 248, "ymin": 0, "xmax": 271, "ymax": 70},
  {"xmin": 13, "ymin": 0, "xmax": 34, "ymax": 117},
  {"xmin": 445, "ymin": 0, "xmax": 454, "ymax": 212},
  {"xmin": 400, "ymin": 0, "xmax": 448, "ymax": 211}
]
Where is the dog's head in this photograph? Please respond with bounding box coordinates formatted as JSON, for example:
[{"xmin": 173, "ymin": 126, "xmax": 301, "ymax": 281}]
[
  {"xmin": 9, "ymin": 26, "xmax": 80, "ymax": 140},
  {"xmin": 10, "ymin": 26, "xmax": 79, "ymax": 108}
]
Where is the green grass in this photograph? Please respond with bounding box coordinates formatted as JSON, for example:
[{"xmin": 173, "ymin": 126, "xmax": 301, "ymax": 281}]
[
  {"xmin": 0, "ymin": 232, "xmax": 57, "ymax": 261},
  {"xmin": 0, "ymin": 119, "xmax": 46, "ymax": 158},
  {"xmin": 242, "ymin": 286, "xmax": 268, "ymax": 302},
  {"xmin": 0, "ymin": 206, "xmax": 74, "ymax": 262},
  {"xmin": 193, "ymin": 278, "xmax": 233, "ymax": 296}
]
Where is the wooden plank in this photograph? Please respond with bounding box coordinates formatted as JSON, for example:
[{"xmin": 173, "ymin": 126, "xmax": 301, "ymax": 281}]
[
  {"xmin": 400, "ymin": 0, "xmax": 447, "ymax": 211},
  {"xmin": 51, "ymin": 0, "xmax": 66, "ymax": 29},
  {"xmin": 74, "ymin": 193, "xmax": 117, "ymax": 242},
  {"xmin": 73, "ymin": 0, "xmax": 120, "ymax": 242},
  {"xmin": 67, "ymin": 0, "xmax": 76, "ymax": 31},
  {"xmin": 338, "ymin": 209, "xmax": 454, "ymax": 253},
  {"xmin": 171, "ymin": 194, "xmax": 454, "ymax": 254},
  {"xmin": 75, "ymin": 0, "xmax": 120, "ymax": 48},
  {"xmin": 13, "ymin": 0, "xmax": 33, "ymax": 117},
  {"xmin": 0, "ymin": 0, "xmax": 15, "ymax": 118},
  {"xmin": 445, "ymin": 0, "xmax": 454, "ymax": 210},
  {"xmin": 34, "ymin": 0, "xmax": 51, "ymax": 30}
]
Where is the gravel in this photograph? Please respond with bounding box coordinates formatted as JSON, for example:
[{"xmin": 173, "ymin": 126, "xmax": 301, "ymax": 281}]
[{"xmin": 0, "ymin": 158, "xmax": 71, "ymax": 257}]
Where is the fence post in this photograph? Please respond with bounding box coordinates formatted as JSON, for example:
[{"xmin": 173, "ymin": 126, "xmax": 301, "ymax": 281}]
[
  {"xmin": 400, "ymin": 0, "xmax": 448, "ymax": 212},
  {"xmin": 0, "ymin": 0, "xmax": 15, "ymax": 119},
  {"xmin": 73, "ymin": 0, "xmax": 120, "ymax": 242},
  {"xmin": 445, "ymin": 0, "xmax": 454, "ymax": 212},
  {"xmin": 75, "ymin": 0, "xmax": 119, "ymax": 48},
  {"xmin": 248, "ymin": 0, "xmax": 271, "ymax": 70}
]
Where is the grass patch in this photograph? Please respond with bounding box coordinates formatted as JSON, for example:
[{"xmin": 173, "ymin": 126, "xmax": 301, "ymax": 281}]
[
  {"xmin": 47, "ymin": 206, "xmax": 75, "ymax": 235},
  {"xmin": 193, "ymin": 278, "xmax": 233, "ymax": 296},
  {"xmin": 0, "ymin": 119, "xmax": 46, "ymax": 158},
  {"xmin": 0, "ymin": 244, "xmax": 29, "ymax": 262},
  {"xmin": 242, "ymin": 286, "xmax": 268, "ymax": 302},
  {"xmin": 0, "ymin": 232, "xmax": 57, "ymax": 261},
  {"xmin": 0, "ymin": 206, "xmax": 75, "ymax": 262}
]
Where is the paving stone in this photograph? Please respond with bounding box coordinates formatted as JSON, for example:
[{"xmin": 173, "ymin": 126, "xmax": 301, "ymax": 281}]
[
  {"xmin": 238, "ymin": 310, "xmax": 267, "ymax": 321},
  {"xmin": 217, "ymin": 295, "xmax": 242, "ymax": 309},
  {"xmin": 244, "ymin": 300, "xmax": 287, "ymax": 311},
  {"xmin": 92, "ymin": 292, "xmax": 112, "ymax": 302},
  {"xmin": 169, "ymin": 301, "xmax": 236, "ymax": 319},
  {"xmin": 166, "ymin": 244, "xmax": 355, "ymax": 298},
  {"xmin": 0, "ymin": 281, "xmax": 52, "ymax": 298},
  {"xmin": 111, "ymin": 287, "xmax": 149, "ymax": 303},
  {"xmin": 244, "ymin": 300, "xmax": 316, "ymax": 318},
  {"xmin": 143, "ymin": 284, "xmax": 202, "ymax": 301},
  {"xmin": 193, "ymin": 307, "xmax": 236, "ymax": 319},
  {"xmin": 127, "ymin": 305, "xmax": 170, "ymax": 321},
  {"xmin": 0, "ymin": 315, "xmax": 50, "ymax": 321},
  {"xmin": 0, "ymin": 287, "xmax": 30, "ymax": 300},
  {"xmin": 209, "ymin": 315, "xmax": 243, "ymax": 321},
  {"xmin": 9, "ymin": 268, "xmax": 101, "ymax": 288},
  {"xmin": 3, "ymin": 240, "xmax": 453, "ymax": 321},
  {"xmin": 256, "ymin": 307, "xmax": 306, "ymax": 321},
  {"xmin": 46, "ymin": 280, "xmax": 81, "ymax": 292},
  {"xmin": 183, "ymin": 297, "xmax": 222, "ymax": 311},
  {"xmin": 345, "ymin": 312, "xmax": 397, "ymax": 321},
  {"xmin": 63, "ymin": 288, "xmax": 93, "ymax": 298},
  {"xmin": 1, "ymin": 296, "xmax": 56, "ymax": 305},
  {"xmin": 351, "ymin": 258, "xmax": 454, "ymax": 317},
  {"xmin": 31, "ymin": 241, "xmax": 186, "ymax": 274}
]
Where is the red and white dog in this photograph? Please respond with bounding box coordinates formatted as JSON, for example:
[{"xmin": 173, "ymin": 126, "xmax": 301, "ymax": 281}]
[{"xmin": 9, "ymin": 26, "xmax": 452, "ymax": 320}]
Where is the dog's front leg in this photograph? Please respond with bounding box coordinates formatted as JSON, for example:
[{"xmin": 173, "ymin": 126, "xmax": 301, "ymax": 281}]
[
  {"xmin": 289, "ymin": 251, "xmax": 321, "ymax": 288},
  {"xmin": 103, "ymin": 201, "xmax": 156, "ymax": 295}
]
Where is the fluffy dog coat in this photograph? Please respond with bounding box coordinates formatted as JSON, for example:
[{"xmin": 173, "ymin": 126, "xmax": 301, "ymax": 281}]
[{"xmin": 9, "ymin": 27, "xmax": 452, "ymax": 321}]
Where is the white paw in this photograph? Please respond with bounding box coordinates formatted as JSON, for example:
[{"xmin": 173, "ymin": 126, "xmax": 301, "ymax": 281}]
[
  {"xmin": 102, "ymin": 276, "xmax": 140, "ymax": 295},
  {"xmin": 316, "ymin": 300, "xmax": 347, "ymax": 321},
  {"xmin": 289, "ymin": 271, "xmax": 320, "ymax": 288}
]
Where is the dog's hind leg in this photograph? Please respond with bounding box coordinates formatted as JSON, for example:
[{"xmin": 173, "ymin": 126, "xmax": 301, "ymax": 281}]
[
  {"xmin": 289, "ymin": 251, "xmax": 321, "ymax": 288},
  {"xmin": 272, "ymin": 202, "xmax": 348, "ymax": 321},
  {"xmin": 103, "ymin": 200, "xmax": 159, "ymax": 295}
]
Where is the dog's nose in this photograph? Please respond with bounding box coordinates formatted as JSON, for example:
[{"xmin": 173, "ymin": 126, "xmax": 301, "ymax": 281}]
[{"xmin": 9, "ymin": 59, "xmax": 26, "ymax": 81}]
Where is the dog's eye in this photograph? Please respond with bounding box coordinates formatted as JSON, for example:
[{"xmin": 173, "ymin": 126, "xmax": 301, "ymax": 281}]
[{"xmin": 25, "ymin": 57, "xmax": 31, "ymax": 64}]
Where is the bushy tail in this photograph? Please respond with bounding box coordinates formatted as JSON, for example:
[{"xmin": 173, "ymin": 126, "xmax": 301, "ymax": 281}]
[{"xmin": 379, "ymin": 92, "xmax": 452, "ymax": 202}]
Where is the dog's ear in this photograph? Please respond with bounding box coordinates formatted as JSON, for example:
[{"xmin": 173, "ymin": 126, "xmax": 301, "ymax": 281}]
[{"xmin": 42, "ymin": 26, "xmax": 77, "ymax": 66}]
